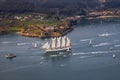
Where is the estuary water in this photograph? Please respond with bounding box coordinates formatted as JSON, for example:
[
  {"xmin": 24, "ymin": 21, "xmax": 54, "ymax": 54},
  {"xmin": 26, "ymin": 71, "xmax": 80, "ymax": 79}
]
[{"xmin": 0, "ymin": 19, "xmax": 120, "ymax": 80}]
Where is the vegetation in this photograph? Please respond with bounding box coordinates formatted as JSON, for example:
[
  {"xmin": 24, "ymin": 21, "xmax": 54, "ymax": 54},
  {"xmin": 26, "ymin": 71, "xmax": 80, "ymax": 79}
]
[
  {"xmin": 0, "ymin": 0, "xmax": 120, "ymax": 16},
  {"xmin": 0, "ymin": 16, "xmax": 65, "ymax": 37},
  {"xmin": 10, "ymin": 27, "xmax": 23, "ymax": 31},
  {"xmin": 0, "ymin": 0, "xmax": 120, "ymax": 37}
]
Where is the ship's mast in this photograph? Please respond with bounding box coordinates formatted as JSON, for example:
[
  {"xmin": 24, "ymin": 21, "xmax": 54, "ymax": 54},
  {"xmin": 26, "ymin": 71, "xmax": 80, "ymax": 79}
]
[
  {"xmin": 51, "ymin": 38, "xmax": 56, "ymax": 49},
  {"xmin": 42, "ymin": 42, "xmax": 48, "ymax": 49},
  {"xmin": 66, "ymin": 37, "xmax": 71, "ymax": 47},
  {"xmin": 42, "ymin": 36, "xmax": 71, "ymax": 51},
  {"xmin": 61, "ymin": 36, "xmax": 66, "ymax": 48},
  {"xmin": 56, "ymin": 37, "xmax": 61, "ymax": 48}
]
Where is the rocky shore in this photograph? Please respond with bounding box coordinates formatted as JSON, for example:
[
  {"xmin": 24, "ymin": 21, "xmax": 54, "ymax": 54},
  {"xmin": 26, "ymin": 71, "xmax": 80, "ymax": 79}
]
[
  {"xmin": 17, "ymin": 26, "xmax": 73, "ymax": 38},
  {"xmin": 0, "ymin": 26, "xmax": 10, "ymax": 35}
]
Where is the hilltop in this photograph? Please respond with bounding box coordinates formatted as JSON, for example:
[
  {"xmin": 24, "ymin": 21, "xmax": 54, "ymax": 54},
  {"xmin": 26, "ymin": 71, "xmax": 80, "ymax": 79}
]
[{"xmin": 0, "ymin": 0, "xmax": 120, "ymax": 15}]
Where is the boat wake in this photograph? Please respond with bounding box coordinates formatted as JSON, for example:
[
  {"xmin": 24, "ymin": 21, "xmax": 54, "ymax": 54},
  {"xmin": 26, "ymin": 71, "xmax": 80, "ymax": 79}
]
[
  {"xmin": 17, "ymin": 42, "xmax": 31, "ymax": 46},
  {"xmin": 79, "ymin": 56, "xmax": 93, "ymax": 59},
  {"xmin": 72, "ymin": 52, "xmax": 87, "ymax": 56},
  {"xmin": 93, "ymin": 42, "xmax": 110, "ymax": 47},
  {"xmin": 2, "ymin": 41, "xmax": 13, "ymax": 44},
  {"xmin": 98, "ymin": 32, "xmax": 120, "ymax": 37},
  {"xmin": 50, "ymin": 55, "xmax": 59, "ymax": 57},
  {"xmin": 80, "ymin": 38, "xmax": 96, "ymax": 42},
  {"xmin": 72, "ymin": 50, "xmax": 120, "ymax": 56},
  {"xmin": 98, "ymin": 32, "xmax": 110, "ymax": 37},
  {"xmin": 114, "ymin": 45, "xmax": 120, "ymax": 47},
  {"xmin": 49, "ymin": 53, "xmax": 70, "ymax": 58}
]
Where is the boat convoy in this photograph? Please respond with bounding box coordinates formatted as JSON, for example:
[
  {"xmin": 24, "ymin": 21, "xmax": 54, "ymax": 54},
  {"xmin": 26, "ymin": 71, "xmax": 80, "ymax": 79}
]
[
  {"xmin": 4, "ymin": 34, "xmax": 117, "ymax": 59},
  {"xmin": 4, "ymin": 36, "xmax": 71, "ymax": 59},
  {"xmin": 42, "ymin": 36, "xmax": 71, "ymax": 53}
]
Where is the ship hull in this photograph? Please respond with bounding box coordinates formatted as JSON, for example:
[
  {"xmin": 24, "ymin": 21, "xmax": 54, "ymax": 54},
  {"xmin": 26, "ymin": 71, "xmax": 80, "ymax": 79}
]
[
  {"xmin": 44, "ymin": 48, "xmax": 72, "ymax": 57},
  {"xmin": 45, "ymin": 47, "xmax": 71, "ymax": 53}
]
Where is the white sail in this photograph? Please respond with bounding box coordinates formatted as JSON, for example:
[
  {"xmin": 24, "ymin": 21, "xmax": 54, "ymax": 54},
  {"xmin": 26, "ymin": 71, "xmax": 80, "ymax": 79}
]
[
  {"xmin": 42, "ymin": 42, "xmax": 48, "ymax": 49},
  {"xmin": 89, "ymin": 40, "xmax": 92, "ymax": 45},
  {"xmin": 51, "ymin": 38, "xmax": 56, "ymax": 49},
  {"xmin": 61, "ymin": 36, "xmax": 66, "ymax": 47},
  {"xmin": 66, "ymin": 37, "xmax": 71, "ymax": 47},
  {"xmin": 42, "ymin": 36, "xmax": 71, "ymax": 52},
  {"xmin": 56, "ymin": 37, "xmax": 61, "ymax": 48},
  {"xmin": 46, "ymin": 43, "xmax": 50, "ymax": 49}
]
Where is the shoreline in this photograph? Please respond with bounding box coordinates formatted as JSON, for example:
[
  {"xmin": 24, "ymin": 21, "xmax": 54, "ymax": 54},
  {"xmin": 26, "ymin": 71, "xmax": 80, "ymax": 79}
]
[
  {"xmin": 0, "ymin": 16, "xmax": 119, "ymax": 38},
  {"xmin": 86, "ymin": 15, "xmax": 120, "ymax": 20},
  {"xmin": 96, "ymin": 15, "xmax": 120, "ymax": 19}
]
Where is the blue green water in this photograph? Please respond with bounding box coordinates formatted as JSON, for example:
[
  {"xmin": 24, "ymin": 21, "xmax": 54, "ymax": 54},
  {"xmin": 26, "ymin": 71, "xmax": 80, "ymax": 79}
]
[{"xmin": 0, "ymin": 19, "xmax": 120, "ymax": 80}]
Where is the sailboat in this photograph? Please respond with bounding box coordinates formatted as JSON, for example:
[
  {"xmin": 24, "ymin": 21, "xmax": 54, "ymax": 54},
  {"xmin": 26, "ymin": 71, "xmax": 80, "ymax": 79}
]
[
  {"xmin": 112, "ymin": 54, "xmax": 116, "ymax": 58},
  {"xmin": 42, "ymin": 36, "xmax": 71, "ymax": 53},
  {"xmin": 34, "ymin": 42, "xmax": 37, "ymax": 48},
  {"xmin": 89, "ymin": 40, "xmax": 92, "ymax": 45}
]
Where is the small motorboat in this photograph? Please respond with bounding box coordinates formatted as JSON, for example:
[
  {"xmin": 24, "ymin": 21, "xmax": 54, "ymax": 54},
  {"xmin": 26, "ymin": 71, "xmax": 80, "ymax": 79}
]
[
  {"xmin": 98, "ymin": 32, "xmax": 110, "ymax": 37},
  {"xmin": 5, "ymin": 53, "xmax": 16, "ymax": 59}
]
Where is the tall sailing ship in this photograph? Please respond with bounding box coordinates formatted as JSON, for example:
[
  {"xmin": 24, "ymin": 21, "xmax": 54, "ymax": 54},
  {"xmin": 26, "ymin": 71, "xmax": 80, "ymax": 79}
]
[{"xmin": 42, "ymin": 36, "xmax": 71, "ymax": 53}]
